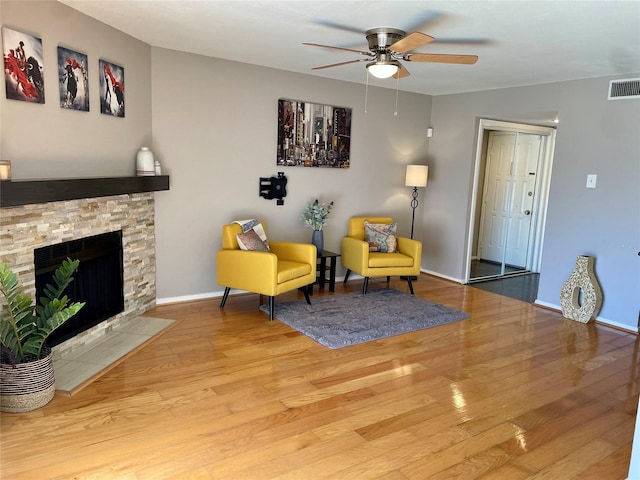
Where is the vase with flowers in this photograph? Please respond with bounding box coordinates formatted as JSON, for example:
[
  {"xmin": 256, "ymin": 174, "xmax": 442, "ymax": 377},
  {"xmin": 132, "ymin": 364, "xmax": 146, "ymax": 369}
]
[{"xmin": 300, "ymin": 199, "xmax": 334, "ymax": 255}]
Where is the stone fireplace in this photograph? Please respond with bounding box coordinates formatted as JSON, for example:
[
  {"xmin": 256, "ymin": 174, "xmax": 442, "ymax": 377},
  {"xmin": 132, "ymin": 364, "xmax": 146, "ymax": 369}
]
[{"xmin": 0, "ymin": 176, "xmax": 168, "ymax": 357}]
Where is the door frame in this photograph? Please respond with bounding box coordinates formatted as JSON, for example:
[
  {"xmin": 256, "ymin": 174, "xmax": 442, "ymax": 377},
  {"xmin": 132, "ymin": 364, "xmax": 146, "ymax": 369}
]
[{"xmin": 464, "ymin": 119, "xmax": 557, "ymax": 284}]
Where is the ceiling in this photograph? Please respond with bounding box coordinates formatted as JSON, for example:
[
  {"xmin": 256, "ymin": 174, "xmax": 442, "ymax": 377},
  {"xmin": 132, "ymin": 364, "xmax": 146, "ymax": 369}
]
[{"xmin": 58, "ymin": 0, "xmax": 640, "ymax": 96}]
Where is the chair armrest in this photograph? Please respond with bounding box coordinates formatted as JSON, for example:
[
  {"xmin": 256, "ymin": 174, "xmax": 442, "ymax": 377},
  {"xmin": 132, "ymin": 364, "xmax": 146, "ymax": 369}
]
[
  {"xmin": 397, "ymin": 237, "xmax": 422, "ymax": 266},
  {"xmin": 217, "ymin": 250, "xmax": 278, "ymax": 290},
  {"xmin": 269, "ymin": 242, "xmax": 316, "ymax": 264},
  {"xmin": 341, "ymin": 236, "xmax": 370, "ymax": 272}
]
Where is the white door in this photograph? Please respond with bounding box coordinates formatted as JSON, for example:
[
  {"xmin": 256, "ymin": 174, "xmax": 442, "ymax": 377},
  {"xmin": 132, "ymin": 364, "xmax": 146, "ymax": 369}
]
[
  {"xmin": 505, "ymin": 134, "xmax": 543, "ymax": 266},
  {"xmin": 478, "ymin": 132, "xmax": 543, "ymax": 268}
]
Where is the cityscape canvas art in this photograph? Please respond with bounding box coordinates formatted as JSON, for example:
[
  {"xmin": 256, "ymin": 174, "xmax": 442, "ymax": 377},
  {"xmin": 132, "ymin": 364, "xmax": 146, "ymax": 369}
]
[{"xmin": 277, "ymin": 98, "xmax": 351, "ymax": 168}]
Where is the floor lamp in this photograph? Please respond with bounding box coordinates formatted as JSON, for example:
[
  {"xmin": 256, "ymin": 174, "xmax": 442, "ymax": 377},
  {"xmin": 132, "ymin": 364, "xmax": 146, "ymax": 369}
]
[{"xmin": 405, "ymin": 165, "xmax": 429, "ymax": 239}]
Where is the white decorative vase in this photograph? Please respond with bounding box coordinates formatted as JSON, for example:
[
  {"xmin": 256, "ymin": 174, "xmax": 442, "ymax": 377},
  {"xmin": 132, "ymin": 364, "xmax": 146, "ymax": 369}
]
[
  {"xmin": 560, "ymin": 255, "xmax": 603, "ymax": 324},
  {"xmin": 136, "ymin": 147, "xmax": 155, "ymax": 176}
]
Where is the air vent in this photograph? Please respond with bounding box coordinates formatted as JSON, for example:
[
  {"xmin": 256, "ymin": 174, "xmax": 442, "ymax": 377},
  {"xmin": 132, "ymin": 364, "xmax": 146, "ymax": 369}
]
[{"xmin": 608, "ymin": 78, "xmax": 640, "ymax": 100}]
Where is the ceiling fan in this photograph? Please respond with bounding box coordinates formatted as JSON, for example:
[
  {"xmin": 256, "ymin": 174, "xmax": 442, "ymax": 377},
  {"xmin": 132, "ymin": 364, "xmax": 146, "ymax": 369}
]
[{"xmin": 304, "ymin": 27, "xmax": 478, "ymax": 79}]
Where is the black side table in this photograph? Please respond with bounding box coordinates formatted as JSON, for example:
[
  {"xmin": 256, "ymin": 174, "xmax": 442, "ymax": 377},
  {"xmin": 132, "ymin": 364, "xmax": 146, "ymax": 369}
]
[{"xmin": 316, "ymin": 250, "xmax": 340, "ymax": 293}]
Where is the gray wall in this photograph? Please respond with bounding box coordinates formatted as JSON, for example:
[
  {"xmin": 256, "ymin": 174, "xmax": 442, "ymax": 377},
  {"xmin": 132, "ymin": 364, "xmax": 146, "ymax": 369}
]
[
  {"xmin": 2, "ymin": 1, "xmax": 638, "ymax": 332},
  {"xmin": 0, "ymin": 1, "xmax": 152, "ymax": 178},
  {"xmin": 428, "ymin": 79, "xmax": 640, "ymax": 330},
  {"xmin": 150, "ymin": 47, "xmax": 432, "ymax": 301}
]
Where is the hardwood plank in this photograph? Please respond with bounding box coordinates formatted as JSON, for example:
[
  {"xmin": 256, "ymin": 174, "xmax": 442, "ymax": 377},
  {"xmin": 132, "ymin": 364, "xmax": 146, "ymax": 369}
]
[
  {"xmin": 576, "ymin": 442, "xmax": 634, "ymax": 480},
  {"xmin": 0, "ymin": 275, "xmax": 637, "ymax": 480},
  {"xmin": 511, "ymin": 409, "xmax": 632, "ymax": 472},
  {"xmin": 400, "ymin": 422, "xmax": 522, "ymax": 478}
]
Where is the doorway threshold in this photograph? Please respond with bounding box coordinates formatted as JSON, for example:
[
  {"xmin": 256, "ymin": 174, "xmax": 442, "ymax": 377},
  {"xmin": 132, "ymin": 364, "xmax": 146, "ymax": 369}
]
[
  {"xmin": 468, "ymin": 270, "xmax": 532, "ymax": 284},
  {"xmin": 470, "ymin": 273, "xmax": 540, "ymax": 303}
]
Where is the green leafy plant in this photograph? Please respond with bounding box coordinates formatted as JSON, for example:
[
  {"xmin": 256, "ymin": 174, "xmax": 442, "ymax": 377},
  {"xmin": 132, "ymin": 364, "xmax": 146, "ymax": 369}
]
[
  {"xmin": 300, "ymin": 199, "xmax": 334, "ymax": 231},
  {"xmin": 0, "ymin": 258, "xmax": 85, "ymax": 364}
]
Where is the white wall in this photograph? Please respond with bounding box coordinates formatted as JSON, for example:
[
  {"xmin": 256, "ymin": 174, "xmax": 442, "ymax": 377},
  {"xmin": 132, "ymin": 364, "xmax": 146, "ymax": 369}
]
[
  {"xmin": 150, "ymin": 47, "xmax": 432, "ymax": 301},
  {"xmin": 427, "ymin": 78, "xmax": 640, "ymax": 331},
  {"xmin": 0, "ymin": 1, "xmax": 152, "ymax": 178}
]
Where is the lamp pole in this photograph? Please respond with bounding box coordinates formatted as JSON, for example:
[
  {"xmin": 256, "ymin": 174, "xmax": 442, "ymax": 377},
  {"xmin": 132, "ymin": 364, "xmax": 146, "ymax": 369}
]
[{"xmin": 410, "ymin": 186, "xmax": 419, "ymax": 239}]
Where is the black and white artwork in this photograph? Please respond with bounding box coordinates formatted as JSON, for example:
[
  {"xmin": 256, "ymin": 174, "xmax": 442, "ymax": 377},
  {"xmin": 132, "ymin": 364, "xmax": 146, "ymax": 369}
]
[
  {"xmin": 277, "ymin": 98, "xmax": 351, "ymax": 168},
  {"xmin": 99, "ymin": 59, "xmax": 124, "ymax": 117},
  {"xmin": 58, "ymin": 47, "xmax": 89, "ymax": 111},
  {"xmin": 2, "ymin": 27, "xmax": 45, "ymax": 103}
]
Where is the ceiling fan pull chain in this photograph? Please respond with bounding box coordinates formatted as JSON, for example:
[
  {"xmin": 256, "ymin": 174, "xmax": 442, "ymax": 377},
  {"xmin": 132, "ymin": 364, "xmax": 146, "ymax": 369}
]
[
  {"xmin": 394, "ymin": 75, "xmax": 399, "ymax": 116},
  {"xmin": 364, "ymin": 70, "xmax": 370, "ymax": 113}
]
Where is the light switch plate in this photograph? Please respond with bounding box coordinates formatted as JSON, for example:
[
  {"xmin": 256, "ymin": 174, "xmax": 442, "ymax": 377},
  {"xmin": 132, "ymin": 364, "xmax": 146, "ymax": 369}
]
[{"xmin": 586, "ymin": 174, "xmax": 597, "ymax": 189}]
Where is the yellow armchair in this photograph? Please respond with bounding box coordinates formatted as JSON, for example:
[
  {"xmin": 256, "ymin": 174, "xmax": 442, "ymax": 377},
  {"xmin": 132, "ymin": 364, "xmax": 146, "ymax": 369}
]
[
  {"xmin": 217, "ymin": 221, "xmax": 317, "ymax": 320},
  {"xmin": 341, "ymin": 216, "xmax": 422, "ymax": 294}
]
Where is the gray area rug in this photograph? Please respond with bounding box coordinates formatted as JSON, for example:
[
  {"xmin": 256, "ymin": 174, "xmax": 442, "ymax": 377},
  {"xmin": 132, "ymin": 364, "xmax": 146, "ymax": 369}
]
[{"xmin": 262, "ymin": 288, "xmax": 469, "ymax": 349}]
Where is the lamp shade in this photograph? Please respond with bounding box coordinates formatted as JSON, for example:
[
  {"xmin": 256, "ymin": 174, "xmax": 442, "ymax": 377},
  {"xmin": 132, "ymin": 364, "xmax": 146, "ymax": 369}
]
[
  {"xmin": 367, "ymin": 62, "xmax": 399, "ymax": 79},
  {"xmin": 405, "ymin": 165, "xmax": 428, "ymax": 188},
  {"xmin": 0, "ymin": 160, "xmax": 11, "ymax": 181}
]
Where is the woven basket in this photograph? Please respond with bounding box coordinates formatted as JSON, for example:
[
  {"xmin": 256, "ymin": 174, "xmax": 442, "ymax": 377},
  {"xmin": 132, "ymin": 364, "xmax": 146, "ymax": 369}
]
[{"xmin": 0, "ymin": 349, "xmax": 56, "ymax": 413}]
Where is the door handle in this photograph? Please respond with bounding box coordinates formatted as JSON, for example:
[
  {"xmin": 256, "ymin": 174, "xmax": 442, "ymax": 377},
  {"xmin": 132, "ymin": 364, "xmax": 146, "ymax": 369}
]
[{"xmin": 524, "ymin": 210, "xmax": 531, "ymax": 215}]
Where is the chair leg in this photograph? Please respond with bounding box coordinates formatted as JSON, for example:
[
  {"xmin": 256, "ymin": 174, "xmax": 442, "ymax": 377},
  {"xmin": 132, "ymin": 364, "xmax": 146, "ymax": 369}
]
[
  {"xmin": 220, "ymin": 287, "xmax": 231, "ymax": 308},
  {"xmin": 362, "ymin": 277, "xmax": 369, "ymax": 294},
  {"xmin": 343, "ymin": 269, "xmax": 351, "ymax": 284},
  {"xmin": 303, "ymin": 285, "xmax": 312, "ymax": 305},
  {"xmin": 406, "ymin": 277, "xmax": 414, "ymax": 294},
  {"xmin": 386, "ymin": 276, "xmax": 391, "ymax": 283},
  {"xmin": 269, "ymin": 296, "xmax": 275, "ymax": 321}
]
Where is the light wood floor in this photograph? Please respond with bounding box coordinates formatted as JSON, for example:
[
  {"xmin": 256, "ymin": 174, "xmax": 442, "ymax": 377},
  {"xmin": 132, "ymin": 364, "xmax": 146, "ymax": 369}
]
[{"xmin": 1, "ymin": 275, "xmax": 638, "ymax": 479}]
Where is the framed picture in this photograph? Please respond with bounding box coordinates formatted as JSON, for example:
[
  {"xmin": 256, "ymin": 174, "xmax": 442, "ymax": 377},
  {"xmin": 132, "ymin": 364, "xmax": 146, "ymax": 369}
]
[
  {"xmin": 58, "ymin": 47, "xmax": 89, "ymax": 111},
  {"xmin": 2, "ymin": 27, "xmax": 45, "ymax": 103},
  {"xmin": 277, "ymin": 98, "xmax": 351, "ymax": 168},
  {"xmin": 99, "ymin": 59, "xmax": 124, "ymax": 117}
]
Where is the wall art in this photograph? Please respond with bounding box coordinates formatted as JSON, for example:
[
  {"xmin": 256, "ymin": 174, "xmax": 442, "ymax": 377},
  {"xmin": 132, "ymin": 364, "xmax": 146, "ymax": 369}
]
[
  {"xmin": 2, "ymin": 27, "xmax": 45, "ymax": 103},
  {"xmin": 99, "ymin": 59, "xmax": 124, "ymax": 117},
  {"xmin": 277, "ymin": 98, "xmax": 351, "ymax": 168},
  {"xmin": 58, "ymin": 47, "xmax": 89, "ymax": 111}
]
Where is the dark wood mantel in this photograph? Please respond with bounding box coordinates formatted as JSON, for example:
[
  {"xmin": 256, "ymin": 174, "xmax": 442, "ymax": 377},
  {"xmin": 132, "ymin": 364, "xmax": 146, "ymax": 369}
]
[{"xmin": 0, "ymin": 175, "xmax": 170, "ymax": 208}]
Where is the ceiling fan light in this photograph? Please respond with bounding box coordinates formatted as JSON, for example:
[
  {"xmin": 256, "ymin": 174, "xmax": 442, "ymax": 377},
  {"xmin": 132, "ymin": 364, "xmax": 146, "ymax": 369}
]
[{"xmin": 367, "ymin": 61, "xmax": 399, "ymax": 79}]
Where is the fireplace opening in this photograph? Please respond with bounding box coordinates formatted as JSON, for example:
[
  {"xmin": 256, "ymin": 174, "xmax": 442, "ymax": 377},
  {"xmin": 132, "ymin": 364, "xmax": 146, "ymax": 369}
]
[{"xmin": 34, "ymin": 230, "xmax": 124, "ymax": 347}]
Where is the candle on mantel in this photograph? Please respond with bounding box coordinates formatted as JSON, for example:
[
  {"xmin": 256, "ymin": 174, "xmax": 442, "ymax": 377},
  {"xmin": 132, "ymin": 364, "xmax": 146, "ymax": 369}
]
[{"xmin": 0, "ymin": 161, "xmax": 11, "ymax": 181}]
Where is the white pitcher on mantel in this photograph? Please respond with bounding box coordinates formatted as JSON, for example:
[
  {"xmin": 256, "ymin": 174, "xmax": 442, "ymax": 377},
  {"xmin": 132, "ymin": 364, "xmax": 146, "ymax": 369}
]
[{"xmin": 136, "ymin": 147, "xmax": 155, "ymax": 176}]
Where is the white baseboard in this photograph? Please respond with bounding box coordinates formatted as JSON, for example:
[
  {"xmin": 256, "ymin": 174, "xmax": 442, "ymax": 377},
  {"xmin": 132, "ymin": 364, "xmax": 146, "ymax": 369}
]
[
  {"xmin": 423, "ymin": 269, "xmax": 465, "ymax": 284},
  {"xmin": 157, "ymin": 290, "xmax": 224, "ymax": 305},
  {"xmin": 533, "ymin": 299, "xmax": 559, "ymax": 310},
  {"xmin": 534, "ymin": 300, "xmax": 639, "ymax": 334},
  {"xmin": 157, "ymin": 271, "xmax": 452, "ymax": 305}
]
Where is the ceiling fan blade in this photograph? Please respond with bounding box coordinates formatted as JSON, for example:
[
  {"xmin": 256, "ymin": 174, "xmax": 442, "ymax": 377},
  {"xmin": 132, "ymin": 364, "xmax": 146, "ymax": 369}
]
[
  {"xmin": 393, "ymin": 64, "xmax": 411, "ymax": 79},
  {"xmin": 303, "ymin": 42, "xmax": 372, "ymax": 56},
  {"xmin": 311, "ymin": 59, "xmax": 368, "ymax": 70},
  {"xmin": 310, "ymin": 19, "xmax": 365, "ymax": 35},
  {"xmin": 403, "ymin": 11, "xmax": 445, "ymax": 34},
  {"xmin": 389, "ymin": 32, "xmax": 434, "ymax": 53},
  {"xmin": 405, "ymin": 53, "xmax": 478, "ymax": 64},
  {"xmin": 431, "ymin": 37, "xmax": 492, "ymax": 45}
]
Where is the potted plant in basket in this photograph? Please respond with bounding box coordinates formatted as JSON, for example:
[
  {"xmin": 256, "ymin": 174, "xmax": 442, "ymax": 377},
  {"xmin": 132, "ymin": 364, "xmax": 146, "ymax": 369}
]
[
  {"xmin": 0, "ymin": 258, "xmax": 84, "ymax": 413},
  {"xmin": 300, "ymin": 199, "xmax": 334, "ymax": 255}
]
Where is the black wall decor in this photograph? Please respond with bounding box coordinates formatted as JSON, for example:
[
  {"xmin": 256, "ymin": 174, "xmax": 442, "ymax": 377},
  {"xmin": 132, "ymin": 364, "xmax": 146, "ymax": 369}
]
[{"xmin": 259, "ymin": 172, "xmax": 287, "ymax": 206}]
